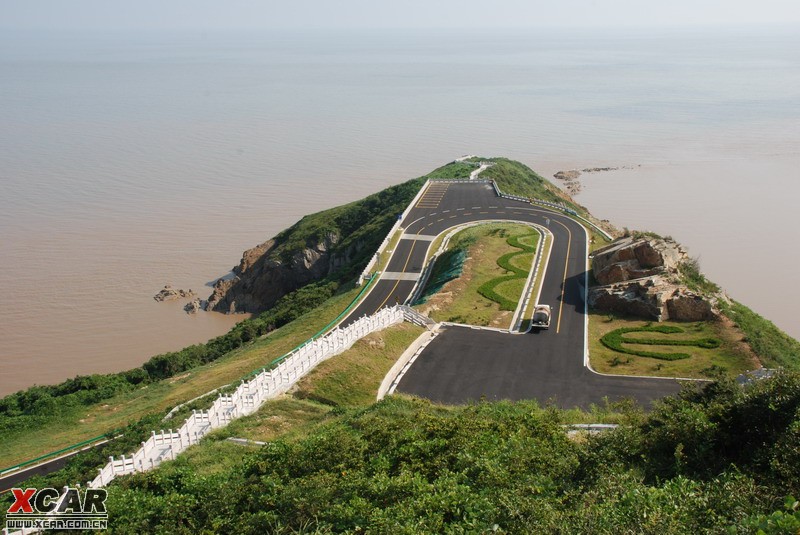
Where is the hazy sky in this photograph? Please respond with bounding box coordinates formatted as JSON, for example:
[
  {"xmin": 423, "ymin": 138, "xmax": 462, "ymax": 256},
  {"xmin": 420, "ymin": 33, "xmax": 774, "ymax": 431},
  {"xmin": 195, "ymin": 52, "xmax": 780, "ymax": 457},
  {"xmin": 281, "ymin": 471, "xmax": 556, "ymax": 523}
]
[{"xmin": 2, "ymin": 0, "xmax": 799, "ymax": 31}]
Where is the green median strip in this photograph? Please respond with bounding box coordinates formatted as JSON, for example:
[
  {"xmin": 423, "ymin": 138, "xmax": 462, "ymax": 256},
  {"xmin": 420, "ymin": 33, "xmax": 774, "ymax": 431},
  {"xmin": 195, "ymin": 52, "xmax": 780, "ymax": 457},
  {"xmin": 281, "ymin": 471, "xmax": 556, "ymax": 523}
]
[{"xmin": 477, "ymin": 231, "xmax": 538, "ymax": 310}]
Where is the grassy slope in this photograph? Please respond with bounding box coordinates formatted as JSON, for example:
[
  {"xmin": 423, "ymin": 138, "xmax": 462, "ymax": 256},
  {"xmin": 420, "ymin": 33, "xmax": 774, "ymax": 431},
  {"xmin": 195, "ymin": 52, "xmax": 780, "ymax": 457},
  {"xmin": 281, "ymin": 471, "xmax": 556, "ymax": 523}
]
[
  {"xmin": 480, "ymin": 158, "xmax": 574, "ymax": 207},
  {"xmin": 269, "ymin": 160, "xmax": 474, "ymax": 271},
  {"xmin": 417, "ymin": 224, "xmax": 535, "ymax": 327},
  {"xmin": 721, "ymin": 300, "xmax": 800, "ymax": 371}
]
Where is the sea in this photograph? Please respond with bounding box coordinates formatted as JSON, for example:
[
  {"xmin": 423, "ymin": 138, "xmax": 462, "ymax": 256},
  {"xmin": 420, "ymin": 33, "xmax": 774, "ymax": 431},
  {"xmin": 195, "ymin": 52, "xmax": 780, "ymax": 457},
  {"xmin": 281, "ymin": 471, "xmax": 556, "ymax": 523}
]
[{"xmin": 1, "ymin": 26, "xmax": 798, "ymax": 396}]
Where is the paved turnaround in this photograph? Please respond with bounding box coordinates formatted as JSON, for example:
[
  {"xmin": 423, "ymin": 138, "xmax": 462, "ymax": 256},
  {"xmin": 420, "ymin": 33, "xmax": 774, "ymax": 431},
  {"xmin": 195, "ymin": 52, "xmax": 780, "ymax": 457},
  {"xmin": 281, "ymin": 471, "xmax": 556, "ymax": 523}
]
[{"xmin": 341, "ymin": 181, "xmax": 683, "ymax": 408}]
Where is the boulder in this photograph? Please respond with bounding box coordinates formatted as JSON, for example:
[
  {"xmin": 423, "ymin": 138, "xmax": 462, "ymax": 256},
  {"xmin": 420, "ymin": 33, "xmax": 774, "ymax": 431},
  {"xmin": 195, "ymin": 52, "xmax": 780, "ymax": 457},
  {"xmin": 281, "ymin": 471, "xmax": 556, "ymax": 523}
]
[
  {"xmin": 153, "ymin": 285, "xmax": 196, "ymax": 302},
  {"xmin": 666, "ymin": 289, "xmax": 717, "ymax": 321},
  {"xmin": 592, "ymin": 237, "xmax": 687, "ymax": 285},
  {"xmin": 588, "ymin": 276, "xmax": 719, "ymax": 322},
  {"xmin": 184, "ymin": 298, "xmax": 204, "ymax": 314}
]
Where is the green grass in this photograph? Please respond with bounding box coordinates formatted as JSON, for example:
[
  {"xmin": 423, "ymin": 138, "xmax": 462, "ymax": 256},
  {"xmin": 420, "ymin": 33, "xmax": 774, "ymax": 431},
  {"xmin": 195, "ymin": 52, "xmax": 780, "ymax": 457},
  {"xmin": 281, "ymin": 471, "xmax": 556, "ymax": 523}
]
[
  {"xmin": 481, "ymin": 158, "xmax": 578, "ymax": 210},
  {"xmin": 678, "ymin": 257, "xmax": 721, "ymax": 295},
  {"xmin": 201, "ymin": 398, "xmax": 334, "ymax": 447},
  {"xmin": 423, "ymin": 161, "xmax": 476, "ymax": 179},
  {"xmin": 720, "ymin": 300, "xmax": 800, "ymax": 370},
  {"xmin": 160, "ymin": 323, "xmax": 425, "ymax": 449},
  {"xmin": 589, "ymin": 312, "xmax": 757, "ymax": 378},
  {"xmin": 292, "ymin": 323, "xmax": 425, "ymax": 407},
  {"xmin": 84, "ymin": 372, "xmax": 800, "ymax": 534},
  {"xmin": 477, "ymin": 230, "xmax": 538, "ymax": 310},
  {"xmin": 417, "ymin": 224, "xmax": 537, "ymax": 328}
]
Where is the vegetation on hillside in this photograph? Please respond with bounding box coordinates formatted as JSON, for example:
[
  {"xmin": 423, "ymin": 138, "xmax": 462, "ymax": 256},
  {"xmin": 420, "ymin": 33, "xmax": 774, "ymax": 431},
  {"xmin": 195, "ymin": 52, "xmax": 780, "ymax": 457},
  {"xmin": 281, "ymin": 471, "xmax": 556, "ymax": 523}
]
[
  {"xmin": 721, "ymin": 300, "xmax": 800, "ymax": 371},
  {"xmin": 270, "ymin": 159, "xmax": 473, "ymax": 271},
  {"xmin": 15, "ymin": 370, "xmax": 793, "ymax": 534},
  {"xmin": 480, "ymin": 157, "xmax": 576, "ymax": 208},
  {"xmin": 3, "ymin": 157, "xmax": 800, "ymax": 535},
  {"xmin": 675, "ymin": 255, "xmax": 799, "ymax": 372},
  {"xmin": 0, "ymin": 280, "xmax": 343, "ymax": 442}
]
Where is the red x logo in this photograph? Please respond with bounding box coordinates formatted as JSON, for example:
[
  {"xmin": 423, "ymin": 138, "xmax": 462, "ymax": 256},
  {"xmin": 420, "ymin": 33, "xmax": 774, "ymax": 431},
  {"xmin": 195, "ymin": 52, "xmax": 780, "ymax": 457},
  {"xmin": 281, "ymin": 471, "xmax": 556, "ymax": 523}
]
[{"xmin": 8, "ymin": 488, "xmax": 36, "ymax": 514}]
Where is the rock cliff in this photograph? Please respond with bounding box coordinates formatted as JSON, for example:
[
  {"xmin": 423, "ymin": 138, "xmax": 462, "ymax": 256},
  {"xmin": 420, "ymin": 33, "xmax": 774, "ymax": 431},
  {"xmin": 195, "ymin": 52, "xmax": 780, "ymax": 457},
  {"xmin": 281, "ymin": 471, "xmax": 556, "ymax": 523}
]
[
  {"xmin": 205, "ymin": 232, "xmax": 370, "ymax": 314},
  {"xmin": 588, "ymin": 236, "xmax": 721, "ymax": 322}
]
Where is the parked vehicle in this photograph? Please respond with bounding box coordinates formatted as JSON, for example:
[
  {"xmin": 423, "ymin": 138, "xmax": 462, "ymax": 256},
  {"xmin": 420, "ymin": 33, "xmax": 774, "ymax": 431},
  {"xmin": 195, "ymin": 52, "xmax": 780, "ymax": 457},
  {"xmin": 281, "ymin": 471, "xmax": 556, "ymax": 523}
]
[{"xmin": 531, "ymin": 304, "xmax": 551, "ymax": 329}]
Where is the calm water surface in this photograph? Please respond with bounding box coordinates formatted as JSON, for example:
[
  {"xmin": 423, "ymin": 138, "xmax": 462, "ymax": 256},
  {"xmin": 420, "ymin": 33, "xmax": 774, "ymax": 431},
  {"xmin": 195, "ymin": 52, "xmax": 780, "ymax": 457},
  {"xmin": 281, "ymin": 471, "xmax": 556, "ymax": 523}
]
[{"xmin": 1, "ymin": 27, "xmax": 798, "ymax": 395}]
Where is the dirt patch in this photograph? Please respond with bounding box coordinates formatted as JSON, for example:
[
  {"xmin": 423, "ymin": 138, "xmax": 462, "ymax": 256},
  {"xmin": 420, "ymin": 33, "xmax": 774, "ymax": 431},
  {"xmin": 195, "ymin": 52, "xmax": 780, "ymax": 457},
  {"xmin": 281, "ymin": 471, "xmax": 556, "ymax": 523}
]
[{"xmin": 169, "ymin": 372, "xmax": 192, "ymax": 384}]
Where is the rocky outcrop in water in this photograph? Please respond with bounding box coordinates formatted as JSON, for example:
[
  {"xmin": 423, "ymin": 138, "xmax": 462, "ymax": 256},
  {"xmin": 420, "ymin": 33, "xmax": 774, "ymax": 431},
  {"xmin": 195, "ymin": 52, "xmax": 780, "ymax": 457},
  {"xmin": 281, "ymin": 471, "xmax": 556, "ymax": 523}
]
[
  {"xmin": 588, "ymin": 236, "xmax": 720, "ymax": 321},
  {"xmin": 184, "ymin": 298, "xmax": 204, "ymax": 314},
  {"xmin": 154, "ymin": 285, "xmax": 196, "ymax": 302}
]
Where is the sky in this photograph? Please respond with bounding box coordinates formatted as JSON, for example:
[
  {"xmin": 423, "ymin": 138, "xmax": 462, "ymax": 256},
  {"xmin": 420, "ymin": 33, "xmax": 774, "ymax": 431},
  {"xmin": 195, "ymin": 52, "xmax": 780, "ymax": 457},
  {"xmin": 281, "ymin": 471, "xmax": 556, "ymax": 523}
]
[{"xmin": 1, "ymin": 0, "xmax": 799, "ymax": 31}]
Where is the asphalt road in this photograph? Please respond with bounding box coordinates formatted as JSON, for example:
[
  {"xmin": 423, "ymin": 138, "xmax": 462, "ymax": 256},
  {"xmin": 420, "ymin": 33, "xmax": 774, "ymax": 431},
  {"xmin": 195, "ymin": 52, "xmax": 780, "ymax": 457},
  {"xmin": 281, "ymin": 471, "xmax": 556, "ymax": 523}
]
[
  {"xmin": 0, "ymin": 455, "xmax": 75, "ymax": 493},
  {"xmin": 342, "ymin": 180, "xmax": 682, "ymax": 408}
]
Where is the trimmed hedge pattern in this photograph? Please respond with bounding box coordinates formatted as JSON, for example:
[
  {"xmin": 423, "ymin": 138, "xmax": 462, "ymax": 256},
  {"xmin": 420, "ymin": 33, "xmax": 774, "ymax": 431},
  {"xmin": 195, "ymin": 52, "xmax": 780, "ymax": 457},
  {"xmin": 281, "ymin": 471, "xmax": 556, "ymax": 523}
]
[
  {"xmin": 601, "ymin": 325, "xmax": 721, "ymax": 361},
  {"xmin": 477, "ymin": 231, "xmax": 538, "ymax": 310}
]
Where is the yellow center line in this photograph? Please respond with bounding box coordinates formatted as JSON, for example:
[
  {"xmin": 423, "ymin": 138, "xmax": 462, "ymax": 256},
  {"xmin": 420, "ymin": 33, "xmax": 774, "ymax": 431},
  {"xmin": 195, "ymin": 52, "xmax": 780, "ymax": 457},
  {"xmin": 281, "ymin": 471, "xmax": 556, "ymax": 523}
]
[
  {"xmin": 374, "ymin": 239, "xmax": 418, "ymax": 311},
  {"xmin": 550, "ymin": 219, "xmax": 572, "ymax": 334}
]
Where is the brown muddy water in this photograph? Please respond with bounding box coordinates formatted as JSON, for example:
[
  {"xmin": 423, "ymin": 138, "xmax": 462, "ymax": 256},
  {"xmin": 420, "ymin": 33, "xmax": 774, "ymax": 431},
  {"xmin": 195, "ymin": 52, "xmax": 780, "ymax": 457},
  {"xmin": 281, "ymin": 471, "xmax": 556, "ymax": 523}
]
[{"xmin": 1, "ymin": 28, "xmax": 798, "ymax": 396}]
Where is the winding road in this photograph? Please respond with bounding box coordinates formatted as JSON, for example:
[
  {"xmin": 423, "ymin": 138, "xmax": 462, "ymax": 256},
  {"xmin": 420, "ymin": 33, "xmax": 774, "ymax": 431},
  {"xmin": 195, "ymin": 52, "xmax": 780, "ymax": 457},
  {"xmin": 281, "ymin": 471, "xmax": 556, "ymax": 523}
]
[{"xmin": 342, "ymin": 180, "xmax": 682, "ymax": 408}]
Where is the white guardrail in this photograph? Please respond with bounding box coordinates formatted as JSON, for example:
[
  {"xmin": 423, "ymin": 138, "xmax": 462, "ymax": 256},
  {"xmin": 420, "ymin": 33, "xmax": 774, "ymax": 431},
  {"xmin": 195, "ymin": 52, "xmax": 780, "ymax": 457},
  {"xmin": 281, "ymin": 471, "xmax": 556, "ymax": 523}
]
[
  {"xmin": 87, "ymin": 305, "xmax": 421, "ymax": 489},
  {"xmin": 490, "ymin": 181, "xmax": 613, "ymax": 241},
  {"xmin": 357, "ymin": 178, "xmax": 433, "ymax": 286}
]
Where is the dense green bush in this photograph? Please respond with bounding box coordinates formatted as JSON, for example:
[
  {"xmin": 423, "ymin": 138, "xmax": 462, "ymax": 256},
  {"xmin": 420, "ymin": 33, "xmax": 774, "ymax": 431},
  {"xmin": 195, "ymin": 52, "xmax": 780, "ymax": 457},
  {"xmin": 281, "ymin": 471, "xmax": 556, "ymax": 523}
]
[{"xmin": 88, "ymin": 371, "xmax": 800, "ymax": 533}]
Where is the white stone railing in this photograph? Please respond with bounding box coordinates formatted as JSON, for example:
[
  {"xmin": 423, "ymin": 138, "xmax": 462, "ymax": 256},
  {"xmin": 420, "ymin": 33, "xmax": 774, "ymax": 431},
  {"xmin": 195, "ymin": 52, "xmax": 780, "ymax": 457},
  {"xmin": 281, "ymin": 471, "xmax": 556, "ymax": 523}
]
[
  {"xmin": 88, "ymin": 305, "xmax": 406, "ymax": 488},
  {"xmin": 357, "ymin": 178, "xmax": 432, "ymax": 286}
]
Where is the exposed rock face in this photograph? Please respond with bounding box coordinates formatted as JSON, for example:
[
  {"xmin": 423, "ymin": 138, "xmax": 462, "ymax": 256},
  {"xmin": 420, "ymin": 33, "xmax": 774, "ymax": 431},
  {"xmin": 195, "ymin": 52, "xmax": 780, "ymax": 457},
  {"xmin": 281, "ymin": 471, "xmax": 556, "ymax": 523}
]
[
  {"xmin": 589, "ymin": 236, "xmax": 719, "ymax": 322},
  {"xmin": 205, "ymin": 232, "xmax": 367, "ymax": 314},
  {"xmin": 154, "ymin": 285, "xmax": 196, "ymax": 302},
  {"xmin": 588, "ymin": 278, "xmax": 717, "ymax": 322},
  {"xmin": 184, "ymin": 298, "xmax": 203, "ymax": 314},
  {"xmin": 592, "ymin": 236, "xmax": 686, "ymax": 285},
  {"xmin": 666, "ymin": 289, "xmax": 717, "ymax": 322}
]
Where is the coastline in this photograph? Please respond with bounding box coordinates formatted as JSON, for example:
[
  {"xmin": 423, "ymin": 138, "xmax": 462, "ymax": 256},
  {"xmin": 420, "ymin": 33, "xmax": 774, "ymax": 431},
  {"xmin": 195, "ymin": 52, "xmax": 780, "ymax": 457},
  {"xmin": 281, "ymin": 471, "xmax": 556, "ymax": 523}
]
[{"xmin": 539, "ymin": 155, "xmax": 800, "ymax": 341}]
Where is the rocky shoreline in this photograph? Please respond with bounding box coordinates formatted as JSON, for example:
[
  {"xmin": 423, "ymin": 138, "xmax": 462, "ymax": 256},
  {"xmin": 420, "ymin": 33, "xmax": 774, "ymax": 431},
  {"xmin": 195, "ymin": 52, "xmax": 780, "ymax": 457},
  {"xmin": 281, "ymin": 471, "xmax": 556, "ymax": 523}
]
[{"xmin": 553, "ymin": 165, "xmax": 640, "ymax": 195}]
